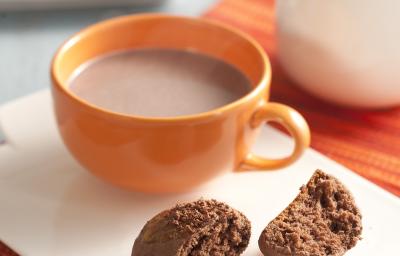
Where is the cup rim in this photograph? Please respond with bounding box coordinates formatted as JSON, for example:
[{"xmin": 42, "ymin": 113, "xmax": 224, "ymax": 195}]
[{"xmin": 51, "ymin": 13, "xmax": 271, "ymax": 122}]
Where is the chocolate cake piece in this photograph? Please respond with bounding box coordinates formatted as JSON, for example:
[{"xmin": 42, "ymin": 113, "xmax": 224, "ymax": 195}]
[
  {"xmin": 259, "ymin": 170, "xmax": 362, "ymax": 256},
  {"xmin": 132, "ymin": 199, "xmax": 251, "ymax": 256}
]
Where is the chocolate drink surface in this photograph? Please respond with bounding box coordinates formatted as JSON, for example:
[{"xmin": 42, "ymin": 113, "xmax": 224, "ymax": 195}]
[{"xmin": 69, "ymin": 48, "xmax": 252, "ymax": 117}]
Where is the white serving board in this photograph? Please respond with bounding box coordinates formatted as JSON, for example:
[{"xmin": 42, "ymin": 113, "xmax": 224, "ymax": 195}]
[{"xmin": 0, "ymin": 90, "xmax": 399, "ymax": 256}]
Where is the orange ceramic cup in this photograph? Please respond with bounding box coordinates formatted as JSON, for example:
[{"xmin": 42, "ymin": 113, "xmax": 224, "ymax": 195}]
[{"xmin": 51, "ymin": 14, "xmax": 310, "ymax": 193}]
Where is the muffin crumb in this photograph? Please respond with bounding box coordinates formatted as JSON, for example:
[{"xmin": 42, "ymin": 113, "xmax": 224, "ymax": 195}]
[
  {"xmin": 259, "ymin": 170, "xmax": 362, "ymax": 256},
  {"xmin": 133, "ymin": 199, "xmax": 251, "ymax": 256}
]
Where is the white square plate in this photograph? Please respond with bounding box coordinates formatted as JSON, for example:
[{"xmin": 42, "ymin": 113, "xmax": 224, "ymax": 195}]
[{"xmin": 0, "ymin": 90, "xmax": 399, "ymax": 255}]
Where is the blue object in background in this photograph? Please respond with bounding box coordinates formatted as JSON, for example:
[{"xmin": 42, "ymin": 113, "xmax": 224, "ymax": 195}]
[{"xmin": 0, "ymin": 0, "xmax": 217, "ymax": 104}]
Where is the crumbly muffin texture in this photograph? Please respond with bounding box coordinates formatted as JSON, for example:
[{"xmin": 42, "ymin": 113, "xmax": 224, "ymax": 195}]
[
  {"xmin": 259, "ymin": 170, "xmax": 362, "ymax": 256},
  {"xmin": 132, "ymin": 199, "xmax": 251, "ymax": 256}
]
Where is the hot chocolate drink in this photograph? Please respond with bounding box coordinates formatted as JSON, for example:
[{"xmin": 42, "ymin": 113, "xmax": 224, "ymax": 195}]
[{"xmin": 68, "ymin": 48, "xmax": 252, "ymax": 117}]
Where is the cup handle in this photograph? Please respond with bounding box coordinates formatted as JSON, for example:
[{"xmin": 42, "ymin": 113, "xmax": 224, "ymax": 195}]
[{"xmin": 240, "ymin": 102, "xmax": 310, "ymax": 170}]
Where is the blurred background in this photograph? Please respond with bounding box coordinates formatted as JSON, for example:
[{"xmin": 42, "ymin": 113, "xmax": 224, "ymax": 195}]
[{"xmin": 0, "ymin": 0, "xmax": 217, "ymax": 104}]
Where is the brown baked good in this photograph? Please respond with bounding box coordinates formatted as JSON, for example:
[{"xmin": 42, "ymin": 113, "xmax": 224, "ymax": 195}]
[
  {"xmin": 132, "ymin": 199, "xmax": 251, "ymax": 256},
  {"xmin": 259, "ymin": 170, "xmax": 362, "ymax": 256}
]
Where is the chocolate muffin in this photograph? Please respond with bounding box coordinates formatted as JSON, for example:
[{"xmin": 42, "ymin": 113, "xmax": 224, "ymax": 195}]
[
  {"xmin": 132, "ymin": 199, "xmax": 251, "ymax": 256},
  {"xmin": 259, "ymin": 170, "xmax": 362, "ymax": 256}
]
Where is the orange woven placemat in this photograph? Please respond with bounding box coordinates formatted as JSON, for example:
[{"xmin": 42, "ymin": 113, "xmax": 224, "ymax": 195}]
[
  {"xmin": 0, "ymin": 241, "xmax": 18, "ymax": 256},
  {"xmin": 205, "ymin": 0, "xmax": 400, "ymax": 196}
]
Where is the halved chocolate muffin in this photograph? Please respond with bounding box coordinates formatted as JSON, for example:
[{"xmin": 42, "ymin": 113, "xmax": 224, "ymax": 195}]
[
  {"xmin": 259, "ymin": 170, "xmax": 362, "ymax": 256},
  {"xmin": 133, "ymin": 199, "xmax": 251, "ymax": 256}
]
